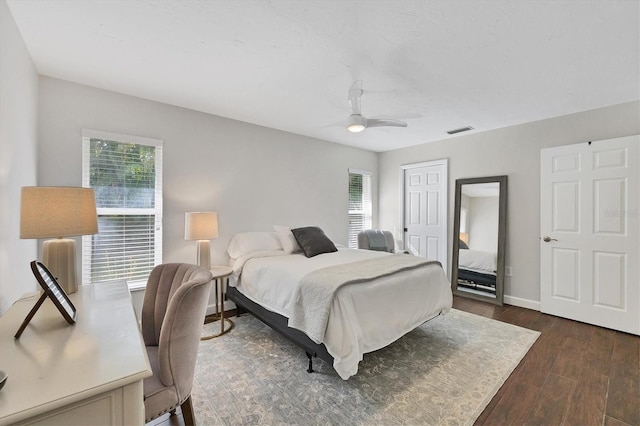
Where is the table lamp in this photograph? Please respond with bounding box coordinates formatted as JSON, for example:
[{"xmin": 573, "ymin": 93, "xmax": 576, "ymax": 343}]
[
  {"xmin": 184, "ymin": 212, "xmax": 218, "ymax": 270},
  {"xmin": 20, "ymin": 186, "xmax": 98, "ymax": 294}
]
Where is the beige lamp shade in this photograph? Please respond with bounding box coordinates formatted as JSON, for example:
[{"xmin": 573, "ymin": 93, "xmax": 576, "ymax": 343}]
[
  {"xmin": 185, "ymin": 212, "xmax": 218, "ymax": 270},
  {"xmin": 459, "ymin": 232, "xmax": 469, "ymax": 245},
  {"xmin": 184, "ymin": 212, "xmax": 218, "ymax": 240},
  {"xmin": 20, "ymin": 187, "xmax": 98, "ymax": 239}
]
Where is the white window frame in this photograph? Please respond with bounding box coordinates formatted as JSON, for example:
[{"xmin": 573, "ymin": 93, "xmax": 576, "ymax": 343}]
[
  {"xmin": 81, "ymin": 129, "xmax": 163, "ymax": 289},
  {"xmin": 460, "ymin": 207, "xmax": 468, "ymax": 233},
  {"xmin": 348, "ymin": 168, "xmax": 372, "ymax": 249}
]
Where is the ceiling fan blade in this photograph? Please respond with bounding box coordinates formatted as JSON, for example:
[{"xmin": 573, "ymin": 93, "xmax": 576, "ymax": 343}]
[
  {"xmin": 345, "ymin": 81, "xmax": 407, "ymax": 131},
  {"xmin": 370, "ymin": 112, "xmax": 423, "ymax": 120},
  {"xmin": 348, "ymin": 80, "xmax": 363, "ymax": 115},
  {"xmin": 348, "ymin": 80, "xmax": 363, "ymax": 94},
  {"xmin": 366, "ymin": 118, "xmax": 408, "ymax": 128}
]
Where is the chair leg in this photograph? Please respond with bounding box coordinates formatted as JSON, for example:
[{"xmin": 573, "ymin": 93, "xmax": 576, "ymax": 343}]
[{"xmin": 180, "ymin": 396, "xmax": 196, "ymax": 426}]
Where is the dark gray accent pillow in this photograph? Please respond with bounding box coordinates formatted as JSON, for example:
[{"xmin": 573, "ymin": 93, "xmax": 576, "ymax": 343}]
[
  {"xmin": 291, "ymin": 226, "xmax": 338, "ymax": 258},
  {"xmin": 459, "ymin": 239, "xmax": 469, "ymax": 249}
]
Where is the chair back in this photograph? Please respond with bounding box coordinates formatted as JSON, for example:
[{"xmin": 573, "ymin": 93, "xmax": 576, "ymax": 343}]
[
  {"xmin": 357, "ymin": 229, "xmax": 395, "ymax": 252},
  {"xmin": 141, "ymin": 263, "xmax": 212, "ymax": 401}
]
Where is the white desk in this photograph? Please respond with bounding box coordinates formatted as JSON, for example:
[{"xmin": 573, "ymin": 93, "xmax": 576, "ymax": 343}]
[{"xmin": 0, "ymin": 281, "xmax": 151, "ymax": 425}]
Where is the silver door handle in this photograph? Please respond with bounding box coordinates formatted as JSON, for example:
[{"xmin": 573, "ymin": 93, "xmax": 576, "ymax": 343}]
[{"xmin": 542, "ymin": 236, "xmax": 558, "ymax": 242}]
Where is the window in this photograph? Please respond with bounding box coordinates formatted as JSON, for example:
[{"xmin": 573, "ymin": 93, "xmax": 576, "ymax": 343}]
[
  {"xmin": 460, "ymin": 207, "xmax": 468, "ymax": 233},
  {"xmin": 348, "ymin": 169, "xmax": 372, "ymax": 248},
  {"xmin": 82, "ymin": 130, "xmax": 162, "ymax": 288}
]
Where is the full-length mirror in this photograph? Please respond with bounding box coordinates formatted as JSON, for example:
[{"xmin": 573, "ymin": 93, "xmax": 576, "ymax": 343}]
[{"xmin": 451, "ymin": 175, "xmax": 507, "ymax": 305}]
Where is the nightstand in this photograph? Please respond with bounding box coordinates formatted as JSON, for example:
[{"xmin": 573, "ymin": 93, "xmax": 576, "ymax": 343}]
[{"xmin": 201, "ymin": 266, "xmax": 234, "ymax": 340}]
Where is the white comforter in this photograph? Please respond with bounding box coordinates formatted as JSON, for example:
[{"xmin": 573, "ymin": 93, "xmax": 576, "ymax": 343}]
[
  {"xmin": 229, "ymin": 248, "xmax": 452, "ymax": 379},
  {"xmin": 458, "ymin": 249, "xmax": 497, "ymax": 274}
]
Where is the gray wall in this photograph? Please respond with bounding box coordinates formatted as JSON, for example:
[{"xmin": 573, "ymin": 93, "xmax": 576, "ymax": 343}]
[
  {"xmin": 468, "ymin": 196, "xmax": 499, "ymax": 252},
  {"xmin": 0, "ymin": 1, "xmax": 39, "ymax": 314},
  {"xmin": 379, "ymin": 101, "xmax": 640, "ymax": 307},
  {"xmin": 37, "ymin": 77, "xmax": 378, "ymax": 313},
  {"xmin": 1, "ymin": 0, "xmax": 637, "ymax": 315}
]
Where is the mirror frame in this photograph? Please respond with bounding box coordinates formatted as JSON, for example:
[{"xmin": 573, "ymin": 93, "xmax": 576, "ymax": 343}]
[{"xmin": 451, "ymin": 175, "xmax": 507, "ymax": 306}]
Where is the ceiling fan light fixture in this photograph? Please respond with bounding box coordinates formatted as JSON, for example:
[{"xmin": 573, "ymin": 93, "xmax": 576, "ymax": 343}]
[{"xmin": 347, "ymin": 114, "xmax": 366, "ymax": 133}]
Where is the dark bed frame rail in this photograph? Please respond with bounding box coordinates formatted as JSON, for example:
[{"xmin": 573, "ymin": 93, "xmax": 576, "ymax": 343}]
[
  {"xmin": 457, "ymin": 268, "xmax": 497, "ymax": 296},
  {"xmin": 226, "ymin": 285, "xmax": 333, "ymax": 373},
  {"xmin": 457, "ymin": 268, "xmax": 497, "ymax": 287}
]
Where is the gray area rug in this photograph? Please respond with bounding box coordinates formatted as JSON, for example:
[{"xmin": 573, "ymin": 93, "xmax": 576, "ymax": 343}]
[{"xmin": 193, "ymin": 309, "xmax": 539, "ymax": 425}]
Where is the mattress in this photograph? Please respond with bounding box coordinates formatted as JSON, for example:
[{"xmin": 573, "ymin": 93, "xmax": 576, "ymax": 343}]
[
  {"xmin": 229, "ymin": 248, "xmax": 452, "ymax": 379},
  {"xmin": 458, "ymin": 249, "xmax": 496, "ymax": 274}
]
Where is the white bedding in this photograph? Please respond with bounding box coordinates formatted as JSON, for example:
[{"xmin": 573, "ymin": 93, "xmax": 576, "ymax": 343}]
[
  {"xmin": 229, "ymin": 248, "xmax": 452, "ymax": 379},
  {"xmin": 458, "ymin": 249, "xmax": 497, "ymax": 273}
]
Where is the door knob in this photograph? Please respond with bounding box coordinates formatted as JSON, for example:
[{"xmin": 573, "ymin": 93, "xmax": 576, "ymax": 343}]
[{"xmin": 542, "ymin": 236, "xmax": 558, "ymax": 242}]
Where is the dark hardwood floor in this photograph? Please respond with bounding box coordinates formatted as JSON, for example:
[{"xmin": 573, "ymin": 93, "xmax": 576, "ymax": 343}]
[
  {"xmin": 454, "ymin": 297, "xmax": 640, "ymax": 426},
  {"xmin": 151, "ymin": 297, "xmax": 639, "ymax": 426}
]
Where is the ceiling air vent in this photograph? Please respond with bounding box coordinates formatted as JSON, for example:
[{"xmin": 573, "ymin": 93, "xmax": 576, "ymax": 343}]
[{"xmin": 446, "ymin": 126, "xmax": 474, "ymax": 135}]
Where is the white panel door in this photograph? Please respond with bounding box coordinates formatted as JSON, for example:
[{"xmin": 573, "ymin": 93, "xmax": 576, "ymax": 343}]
[
  {"xmin": 403, "ymin": 160, "xmax": 447, "ymax": 269},
  {"xmin": 540, "ymin": 136, "xmax": 639, "ymax": 335}
]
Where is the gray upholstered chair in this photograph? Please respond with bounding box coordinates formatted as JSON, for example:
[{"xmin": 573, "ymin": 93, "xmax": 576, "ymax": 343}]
[
  {"xmin": 357, "ymin": 229, "xmax": 397, "ymax": 252},
  {"xmin": 141, "ymin": 263, "xmax": 213, "ymax": 425}
]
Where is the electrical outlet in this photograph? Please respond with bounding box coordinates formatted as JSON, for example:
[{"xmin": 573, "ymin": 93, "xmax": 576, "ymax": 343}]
[{"xmin": 505, "ymin": 266, "xmax": 512, "ymax": 276}]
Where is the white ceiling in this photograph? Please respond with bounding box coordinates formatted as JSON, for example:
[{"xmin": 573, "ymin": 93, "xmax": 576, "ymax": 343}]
[{"xmin": 6, "ymin": 0, "xmax": 639, "ymax": 152}]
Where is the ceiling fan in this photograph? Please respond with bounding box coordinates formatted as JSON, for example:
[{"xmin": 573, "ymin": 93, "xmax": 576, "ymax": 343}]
[{"xmin": 346, "ymin": 80, "xmax": 408, "ymax": 133}]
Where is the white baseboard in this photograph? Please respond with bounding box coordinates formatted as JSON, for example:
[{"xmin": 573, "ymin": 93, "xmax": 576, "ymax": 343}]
[
  {"xmin": 206, "ymin": 300, "xmax": 236, "ymax": 316},
  {"xmin": 504, "ymin": 295, "xmax": 541, "ymax": 311}
]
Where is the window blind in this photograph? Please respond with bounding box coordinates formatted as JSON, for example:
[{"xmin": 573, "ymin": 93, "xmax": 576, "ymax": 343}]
[
  {"xmin": 348, "ymin": 169, "xmax": 372, "ymax": 249},
  {"xmin": 82, "ymin": 130, "xmax": 162, "ymax": 287}
]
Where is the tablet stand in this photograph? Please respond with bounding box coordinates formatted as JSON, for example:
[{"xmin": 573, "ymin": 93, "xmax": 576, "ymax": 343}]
[
  {"xmin": 14, "ymin": 292, "xmax": 49, "ymax": 339},
  {"xmin": 14, "ymin": 261, "xmax": 77, "ymax": 339}
]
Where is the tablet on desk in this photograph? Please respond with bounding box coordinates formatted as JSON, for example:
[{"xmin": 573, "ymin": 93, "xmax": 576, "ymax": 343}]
[
  {"xmin": 31, "ymin": 261, "xmax": 77, "ymax": 324},
  {"xmin": 14, "ymin": 261, "xmax": 78, "ymax": 339}
]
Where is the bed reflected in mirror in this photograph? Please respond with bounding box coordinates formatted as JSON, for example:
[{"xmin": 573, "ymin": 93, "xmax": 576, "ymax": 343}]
[{"xmin": 451, "ymin": 175, "xmax": 507, "ymax": 306}]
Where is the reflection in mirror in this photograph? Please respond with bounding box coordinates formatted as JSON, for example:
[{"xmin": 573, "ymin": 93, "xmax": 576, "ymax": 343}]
[{"xmin": 452, "ymin": 176, "xmax": 507, "ymax": 306}]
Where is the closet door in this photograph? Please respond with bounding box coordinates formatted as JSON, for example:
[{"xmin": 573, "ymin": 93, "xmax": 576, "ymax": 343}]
[
  {"xmin": 402, "ymin": 159, "xmax": 448, "ymax": 270},
  {"xmin": 540, "ymin": 136, "xmax": 639, "ymax": 335}
]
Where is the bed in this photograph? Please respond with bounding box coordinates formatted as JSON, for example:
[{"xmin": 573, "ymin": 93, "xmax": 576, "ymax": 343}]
[
  {"xmin": 456, "ymin": 248, "xmax": 497, "ymax": 292},
  {"xmin": 225, "ymin": 227, "xmax": 453, "ymax": 379}
]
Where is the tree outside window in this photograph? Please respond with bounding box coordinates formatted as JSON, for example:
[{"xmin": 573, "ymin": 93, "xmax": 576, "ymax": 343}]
[{"xmin": 82, "ymin": 131, "xmax": 162, "ymax": 287}]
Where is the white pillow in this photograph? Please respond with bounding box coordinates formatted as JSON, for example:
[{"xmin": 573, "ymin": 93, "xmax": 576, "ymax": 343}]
[
  {"xmin": 227, "ymin": 232, "xmax": 283, "ymax": 259},
  {"xmin": 273, "ymin": 225, "xmax": 302, "ymax": 254}
]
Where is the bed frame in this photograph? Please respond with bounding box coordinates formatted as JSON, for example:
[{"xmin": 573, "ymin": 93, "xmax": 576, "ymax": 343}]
[
  {"xmin": 226, "ymin": 285, "xmax": 333, "ymax": 373},
  {"xmin": 457, "ymin": 268, "xmax": 497, "ymax": 294},
  {"xmin": 457, "ymin": 268, "xmax": 496, "ymax": 287}
]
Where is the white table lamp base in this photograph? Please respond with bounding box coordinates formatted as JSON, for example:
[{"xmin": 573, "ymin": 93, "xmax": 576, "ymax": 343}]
[
  {"xmin": 195, "ymin": 240, "xmax": 211, "ymax": 270},
  {"xmin": 42, "ymin": 238, "xmax": 78, "ymax": 294}
]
